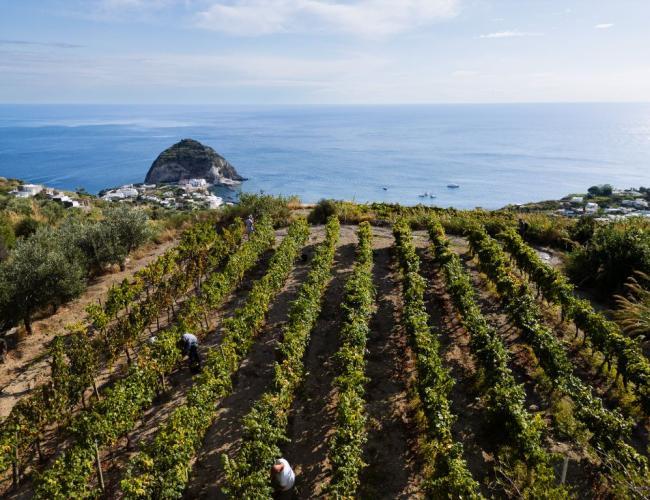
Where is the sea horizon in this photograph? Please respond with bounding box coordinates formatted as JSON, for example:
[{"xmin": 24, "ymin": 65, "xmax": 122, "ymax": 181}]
[{"xmin": 1, "ymin": 102, "xmax": 649, "ymax": 209}]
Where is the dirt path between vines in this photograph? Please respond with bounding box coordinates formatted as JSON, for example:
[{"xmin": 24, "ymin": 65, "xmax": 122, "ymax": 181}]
[
  {"xmin": 357, "ymin": 228, "xmax": 423, "ymax": 500},
  {"xmin": 280, "ymin": 229, "xmax": 358, "ymax": 499},
  {"xmin": 0, "ymin": 238, "xmax": 178, "ymax": 417},
  {"xmin": 417, "ymin": 244, "xmax": 494, "ymax": 495},
  {"xmin": 184, "ymin": 225, "xmax": 358, "ymax": 499},
  {"xmin": 182, "ymin": 230, "xmax": 325, "ymax": 499}
]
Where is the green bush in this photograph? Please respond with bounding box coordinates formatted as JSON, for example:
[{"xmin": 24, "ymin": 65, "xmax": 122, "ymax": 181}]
[
  {"xmin": 569, "ymin": 216, "xmax": 596, "ymax": 245},
  {"xmin": 5, "ymin": 197, "xmax": 33, "ymax": 216},
  {"xmin": 14, "ymin": 216, "xmax": 41, "ymax": 238},
  {"xmin": 0, "ymin": 217, "xmax": 15, "ymax": 260},
  {"xmin": 567, "ymin": 219, "xmax": 650, "ymax": 296},
  {"xmin": 520, "ymin": 213, "xmax": 574, "ymax": 249},
  {"xmin": 221, "ymin": 193, "xmax": 294, "ymax": 228},
  {"xmin": 308, "ymin": 199, "xmax": 338, "ymax": 224}
]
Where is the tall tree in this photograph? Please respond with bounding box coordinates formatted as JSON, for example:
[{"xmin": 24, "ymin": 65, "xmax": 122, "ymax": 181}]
[{"xmin": 0, "ymin": 227, "xmax": 85, "ymax": 333}]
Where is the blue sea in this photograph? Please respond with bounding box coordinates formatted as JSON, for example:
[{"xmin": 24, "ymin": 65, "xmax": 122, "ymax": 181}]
[{"xmin": 0, "ymin": 104, "xmax": 649, "ymax": 209}]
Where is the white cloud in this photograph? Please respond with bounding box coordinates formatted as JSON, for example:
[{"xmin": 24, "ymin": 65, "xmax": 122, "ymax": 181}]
[
  {"xmin": 480, "ymin": 30, "xmax": 542, "ymax": 39},
  {"xmin": 594, "ymin": 23, "xmax": 614, "ymax": 29},
  {"xmin": 195, "ymin": 0, "xmax": 461, "ymax": 37}
]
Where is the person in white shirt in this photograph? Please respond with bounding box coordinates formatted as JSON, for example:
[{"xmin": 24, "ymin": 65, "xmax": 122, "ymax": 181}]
[
  {"xmin": 271, "ymin": 457, "xmax": 295, "ymax": 494},
  {"xmin": 244, "ymin": 215, "xmax": 254, "ymax": 240},
  {"xmin": 178, "ymin": 332, "xmax": 201, "ymax": 372}
]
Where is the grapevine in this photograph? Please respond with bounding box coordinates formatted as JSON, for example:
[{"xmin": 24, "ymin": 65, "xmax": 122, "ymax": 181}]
[
  {"xmin": 222, "ymin": 216, "xmax": 340, "ymax": 498},
  {"xmin": 120, "ymin": 217, "xmax": 310, "ymax": 499},
  {"xmin": 325, "ymin": 221, "xmax": 375, "ymax": 498},
  {"xmin": 392, "ymin": 219, "xmax": 481, "ymax": 499},
  {"xmin": 32, "ymin": 220, "xmax": 275, "ymax": 499},
  {"xmin": 466, "ymin": 226, "xmax": 649, "ymax": 486},
  {"xmin": 497, "ymin": 228, "xmax": 650, "ymax": 413},
  {"xmin": 429, "ymin": 219, "xmax": 569, "ymax": 498}
]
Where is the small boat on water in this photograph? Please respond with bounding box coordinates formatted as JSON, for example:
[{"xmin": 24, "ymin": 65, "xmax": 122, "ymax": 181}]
[
  {"xmin": 419, "ymin": 192, "xmax": 430, "ymax": 197},
  {"xmin": 447, "ymin": 183, "xmax": 460, "ymax": 189},
  {"xmin": 429, "ymin": 194, "xmax": 436, "ymax": 198}
]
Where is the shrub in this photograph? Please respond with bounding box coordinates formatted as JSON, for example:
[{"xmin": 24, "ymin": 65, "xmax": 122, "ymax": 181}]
[
  {"xmin": 569, "ymin": 216, "xmax": 596, "ymax": 245},
  {"xmin": 520, "ymin": 213, "xmax": 574, "ymax": 249},
  {"xmin": 0, "ymin": 217, "xmax": 15, "ymax": 259},
  {"xmin": 567, "ymin": 219, "xmax": 650, "ymax": 296},
  {"xmin": 308, "ymin": 199, "xmax": 338, "ymax": 224},
  {"xmin": 14, "ymin": 217, "xmax": 41, "ymax": 238},
  {"xmin": 221, "ymin": 193, "xmax": 293, "ymax": 227}
]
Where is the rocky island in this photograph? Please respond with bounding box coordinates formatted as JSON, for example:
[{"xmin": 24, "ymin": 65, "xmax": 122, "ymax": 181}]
[{"xmin": 144, "ymin": 138, "xmax": 244, "ymax": 186}]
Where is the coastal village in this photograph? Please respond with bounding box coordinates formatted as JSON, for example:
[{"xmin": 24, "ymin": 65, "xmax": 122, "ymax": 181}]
[
  {"xmin": 515, "ymin": 185, "xmax": 650, "ymax": 221},
  {"xmin": 6, "ymin": 179, "xmax": 229, "ymax": 211},
  {"xmin": 100, "ymin": 179, "xmax": 228, "ymax": 210},
  {"xmin": 9, "ymin": 178, "xmax": 650, "ymax": 222}
]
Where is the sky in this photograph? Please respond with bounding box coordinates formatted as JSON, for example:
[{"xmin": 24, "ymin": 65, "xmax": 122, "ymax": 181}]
[{"xmin": 1, "ymin": 0, "xmax": 650, "ymax": 104}]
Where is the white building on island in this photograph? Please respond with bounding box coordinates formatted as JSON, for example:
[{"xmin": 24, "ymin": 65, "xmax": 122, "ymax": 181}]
[{"xmin": 10, "ymin": 184, "xmax": 44, "ymax": 198}]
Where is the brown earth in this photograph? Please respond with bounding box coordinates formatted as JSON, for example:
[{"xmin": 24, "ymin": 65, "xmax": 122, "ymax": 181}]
[{"xmin": 357, "ymin": 228, "xmax": 423, "ymax": 500}]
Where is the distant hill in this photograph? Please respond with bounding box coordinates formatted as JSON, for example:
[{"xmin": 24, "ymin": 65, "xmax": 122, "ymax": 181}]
[{"xmin": 145, "ymin": 139, "xmax": 244, "ymax": 186}]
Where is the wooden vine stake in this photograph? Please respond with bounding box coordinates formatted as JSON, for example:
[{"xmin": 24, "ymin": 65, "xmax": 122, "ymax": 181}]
[
  {"xmin": 12, "ymin": 430, "xmax": 19, "ymax": 489},
  {"xmin": 560, "ymin": 456, "xmax": 569, "ymax": 484},
  {"xmin": 95, "ymin": 439, "xmax": 105, "ymax": 491}
]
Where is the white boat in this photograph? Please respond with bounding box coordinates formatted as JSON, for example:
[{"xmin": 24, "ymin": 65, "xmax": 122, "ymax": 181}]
[
  {"xmin": 447, "ymin": 183, "xmax": 460, "ymax": 189},
  {"xmin": 429, "ymin": 194, "xmax": 436, "ymax": 198}
]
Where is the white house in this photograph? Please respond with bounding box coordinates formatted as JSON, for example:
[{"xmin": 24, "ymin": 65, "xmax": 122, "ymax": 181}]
[
  {"xmin": 11, "ymin": 184, "xmax": 44, "ymax": 198},
  {"xmin": 205, "ymin": 195, "xmax": 224, "ymax": 209},
  {"xmin": 117, "ymin": 186, "xmax": 139, "ymax": 198},
  {"xmin": 585, "ymin": 202, "xmax": 599, "ymax": 214}
]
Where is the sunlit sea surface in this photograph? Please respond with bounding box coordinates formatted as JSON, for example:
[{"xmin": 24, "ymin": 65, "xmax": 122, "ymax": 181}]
[{"xmin": 0, "ymin": 103, "xmax": 649, "ymax": 209}]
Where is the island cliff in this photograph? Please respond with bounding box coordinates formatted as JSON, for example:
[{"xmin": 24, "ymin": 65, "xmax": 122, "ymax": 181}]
[{"xmin": 144, "ymin": 139, "xmax": 244, "ymax": 186}]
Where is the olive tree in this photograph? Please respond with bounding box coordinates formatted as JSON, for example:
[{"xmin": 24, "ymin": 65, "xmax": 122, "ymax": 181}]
[
  {"xmin": 0, "ymin": 227, "xmax": 85, "ymax": 333},
  {"xmin": 105, "ymin": 206, "xmax": 151, "ymax": 263}
]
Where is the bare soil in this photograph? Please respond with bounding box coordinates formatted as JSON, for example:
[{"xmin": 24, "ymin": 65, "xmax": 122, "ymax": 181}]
[
  {"xmin": 280, "ymin": 234, "xmax": 357, "ymax": 498},
  {"xmin": 416, "ymin": 243, "xmax": 494, "ymax": 495},
  {"xmin": 357, "ymin": 228, "xmax": 423, "ymax": 500}
]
